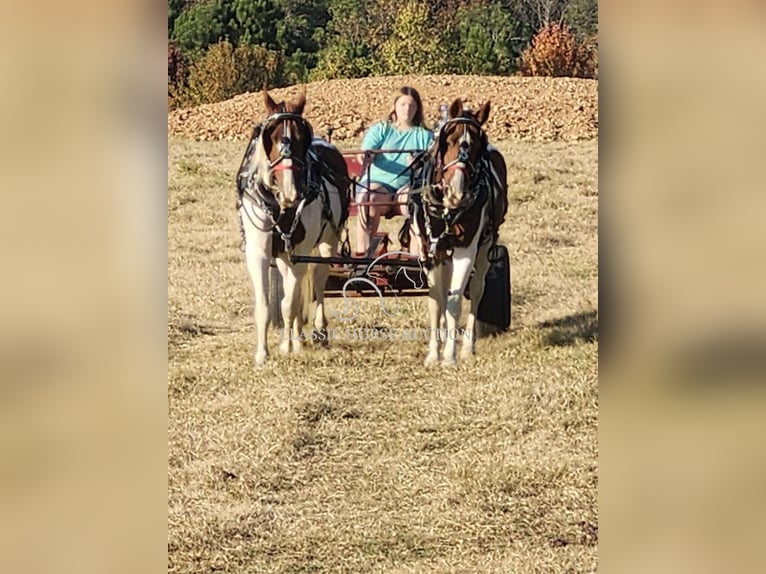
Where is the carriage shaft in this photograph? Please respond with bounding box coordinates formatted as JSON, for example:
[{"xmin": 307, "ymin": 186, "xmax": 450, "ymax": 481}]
[{"xmin": 289, "ymin": 255, "xmax": 424, "ymax": 268}]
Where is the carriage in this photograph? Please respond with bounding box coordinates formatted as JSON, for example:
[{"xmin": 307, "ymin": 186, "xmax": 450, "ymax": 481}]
[
  {"xmin": 239, "ymin": 90, "xmax": 511, "ymax": 365},
  {"xmin": 269, "ymin": 146, "xmax": 512, "ymax": 334}
]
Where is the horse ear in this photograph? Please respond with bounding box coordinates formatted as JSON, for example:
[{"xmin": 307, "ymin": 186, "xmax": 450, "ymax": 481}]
[
  {"xmin": 475, "ymin": 100, "xmax": 491, "ymax": 125},
  {"xmin": 290, "ymin": 89, "xmax": 307, "ymax": 115},
  {"xmin": 448, "ymin": 98, "xmax": 462, "ymax": 119},
  {"xmin": 263, "ymin": 89, "xmax": 278, "ymax": 115}
]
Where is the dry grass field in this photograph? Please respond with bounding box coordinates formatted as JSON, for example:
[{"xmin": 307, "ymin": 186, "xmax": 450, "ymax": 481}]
[{"xmin": 168, "ymin": 136, "xmax": 598, "ymax": 573}]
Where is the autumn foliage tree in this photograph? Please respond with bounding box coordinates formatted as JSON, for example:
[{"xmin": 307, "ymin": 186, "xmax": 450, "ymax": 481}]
[
  {"xmin": 168, "ymin": 42, "xmax": 187, "ymax": 90},
  {"xmin": 176, "ymin": 40, "xmax": 287, "ymax": 107},
  {"xmin": 168, "ymin": 42, "xmax": 188, "ymax": 109},
  {"xmin": 166, "ymin": 0, "xmax": 599, "ymax": 108},
  {"xmin": 520, "ymin": 22, "xmax": 594, "ymax": 78}
]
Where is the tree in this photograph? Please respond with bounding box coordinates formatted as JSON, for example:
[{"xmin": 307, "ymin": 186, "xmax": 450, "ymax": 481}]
[
  {"xmin": 311, "ymin": 0, "xmax": 381, "ymax": 79},
  {"xmin": 562, "ymin": 0, "xmax": 598, "ymax": 40},
  {"xmin": 177, "ymin": 40, "xmax": 287, "ymax": 106},
  {"xmin": 220, "ymin": 0, "xmax": 282, "ymax": 49},
  {"xmin": 273, "ymin": 0, "xmax": 332, "ymax": 81},
  {"xmin": 182, "ymin": 40, "xmax": 238, "ymax": 105},
  {"xmin": 168, "ymin": 0, "xmax": 189, "ymax": 38},
  {"xmin": 171, "ymin": 2, "xmax": 223, "ymax": 57},
  {"xmin": 168, "ymin": 41, "xmax": 189, "ymax": 109},
  {"xmin": 521, "ymin": 0, "xmax": 567, "ymax": 29},
  {"xmin": 520, "ymin": 22, "xmax": 594, "ymax": 77},
  {"xmin": 168, "ymin": 41, "xmax": 188, "ymax": 90},
  {"xmin": 453, "ymin": 1, "xmax": 522, "ymax": 74},
  {"xmin": 273, "ymin": 0, "xmax": 330, "ymax": 55},
  {"xmin": 232, "ymin": 43, "xmax": 287, "ymax": 93},
  {"xmin": 168, "ymin": 0, "xmax": 598, "ymax": 96},
  {"xmin": 378, "ymin": 1, "xmax": 446, "ymax": 75}
]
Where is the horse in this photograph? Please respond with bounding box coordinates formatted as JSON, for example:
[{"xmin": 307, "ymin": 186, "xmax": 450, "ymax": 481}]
[
  {"xmin": 409, "ymin": 98, "xmax": 508, "ymax": 365},
  {"xmin": 236, "ymin": 89, "xmax": 350, "ymax": 366}
]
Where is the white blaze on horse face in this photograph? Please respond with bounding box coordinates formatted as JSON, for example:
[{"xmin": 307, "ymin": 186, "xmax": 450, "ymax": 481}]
[
  {"xmin": 445, "ymin": 128, "xmax": 470, "ymax": 209},
  {"xmin": 277, "ymin": 122, "xmax": 298, "ymax": 208}
]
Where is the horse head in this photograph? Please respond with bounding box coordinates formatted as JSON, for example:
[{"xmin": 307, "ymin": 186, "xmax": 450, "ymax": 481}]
[
  {"xmin": 255, "ymin": 89, "xmax": 314, "ymax": 209},
  {"xmin": 434, "ymin": 98, "xmax": 490, "ymax": 210}
]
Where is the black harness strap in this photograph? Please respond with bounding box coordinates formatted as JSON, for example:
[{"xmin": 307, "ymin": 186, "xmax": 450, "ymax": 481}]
[{"xmin": 411, "ymin": 117, "xmax": 500, "ymax": 264}]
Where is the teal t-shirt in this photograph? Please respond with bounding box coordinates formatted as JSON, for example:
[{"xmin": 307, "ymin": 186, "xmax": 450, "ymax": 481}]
[{"xmin": 361, "ymin": 121, "xmax": 433, "ymax": 190}]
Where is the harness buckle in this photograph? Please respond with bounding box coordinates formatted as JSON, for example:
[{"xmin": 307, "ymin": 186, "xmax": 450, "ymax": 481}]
[{"xmin": 428, "ymin": 239, "xmax": 439, "ymax": 260}]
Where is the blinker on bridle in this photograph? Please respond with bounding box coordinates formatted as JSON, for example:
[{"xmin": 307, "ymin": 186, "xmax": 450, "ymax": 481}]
[
  {"xmin": 455, "ymin": 141, "xmax": 470, "ymax": 166},
  {"xmin": 279, "ymin": 137, "xmax": 291, "ymax": 157}
]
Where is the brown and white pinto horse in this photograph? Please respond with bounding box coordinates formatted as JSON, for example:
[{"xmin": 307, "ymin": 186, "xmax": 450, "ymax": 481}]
[
  {"xmin": 237, "ymin": 90, "xmax": 350, "ymax": 366},
  {"xmin": 410, "ymin": 98, "xmax": 508, "ymax": 365}
]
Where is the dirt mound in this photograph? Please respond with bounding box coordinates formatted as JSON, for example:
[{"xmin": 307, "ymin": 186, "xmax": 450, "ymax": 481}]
[{"xmin": 168, "ymin": 74, "xmax": 598, "ymax": 144}]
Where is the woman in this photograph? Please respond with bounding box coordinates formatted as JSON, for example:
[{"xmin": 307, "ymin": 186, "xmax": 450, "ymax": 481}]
[{"xmin": 356, "ymin": 86, "xmax": 433, "ymax": 256}]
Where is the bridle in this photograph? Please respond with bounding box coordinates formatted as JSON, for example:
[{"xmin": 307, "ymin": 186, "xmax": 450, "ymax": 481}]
[
  {"xmin": 434, "ymin": 115, "xmax": 487, "ymax": 195},
  {"xmin": 237, "ymin": 110, "xmax": 333, "ymax": 255},
  {"xmin": 413, "ymin": 114, "xmax": 493, "ymax": 264},
  {"xmin": 260, "ymin": 111, "xmax": 313, "ymax": 177}
]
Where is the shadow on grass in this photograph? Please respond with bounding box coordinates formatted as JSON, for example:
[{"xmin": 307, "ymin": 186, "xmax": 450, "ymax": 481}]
[
  {"xmin": 174, "ymin": 320, "xmax": 218, "ymax": 337},
  {"xmin": 668, "ymin": 330, "xmax": 766, "ymax": 387},
  {"xmin": 168, "ymin": 317, "xmax": 229, "ymax": 359},
  {"xmin": 538, "ymin": 310, "xmax": 598, "ymax": 346}
]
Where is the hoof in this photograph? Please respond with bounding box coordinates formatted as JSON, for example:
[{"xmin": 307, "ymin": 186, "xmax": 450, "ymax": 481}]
[
  {"xmin": 312, "ymin": 328, "xmax": 330, "ymax": 348},
  {"xmin": 441, "ymin": 356, "xmax": 457, "ymax": 367},
  {"xmin": 460, "ymin": 348, "xmax": 476, "ymax": 360},
  {"xmin": 424, "ymin": 352, "xmax": 439, "ymax": 366}
]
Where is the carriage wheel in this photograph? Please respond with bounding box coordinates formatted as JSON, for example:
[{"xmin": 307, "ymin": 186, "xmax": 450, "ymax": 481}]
[
  {"xmin": 269, "ymin": 263, "xmax": 284, "ymax": 329},
  {"xmin": 476, "ymin": 244, "xmax": 511, "ymax": 338},
  {"xmin": 477, "ymin": 318, "xmax": 506, "ymax": 338}
]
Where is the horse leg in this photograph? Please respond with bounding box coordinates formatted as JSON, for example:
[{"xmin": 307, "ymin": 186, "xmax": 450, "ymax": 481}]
[
  {"xmin": 291, "ymin": 312, "xmax": 304, "ymax": 355},
  {"xmin": 462, "ymin": 240, "xmax": 491, "ymax": 359},
  {"xmin": 292, "ymin": 262, "xmax": 309, "ymax": 354},
  {"xmin": 245, "ymin": 242, "xmax": 271, "ymax": 366},
  {"xmin": 312, "ymin": 241, "xmax": 334, "ymax": 347},
  {"xmin": 425, "ymin": 263, "xmax": 448, "ymax": 365},
  {"xmin": 275, "ymin": 257, "xmax": 302, "ymax": 354},
  {"xmin": 443, "ymin": 249, "xmax": 475, "ymax": 366}
]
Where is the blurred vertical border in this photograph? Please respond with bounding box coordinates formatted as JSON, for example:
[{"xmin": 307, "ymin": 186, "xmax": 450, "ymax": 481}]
[
  {"xmin": 0, "ymin": 1, "xmax": 167, "ymax": 572},
  {"xmin": 601, "ymin": 1, "xmax": 766, "ymax": 572}
]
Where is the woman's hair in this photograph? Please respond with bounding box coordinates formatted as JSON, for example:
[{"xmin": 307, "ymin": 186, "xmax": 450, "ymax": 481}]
[{"xmin": 387, "ymin": 86, "xmax": 427, "ymax": 128}]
